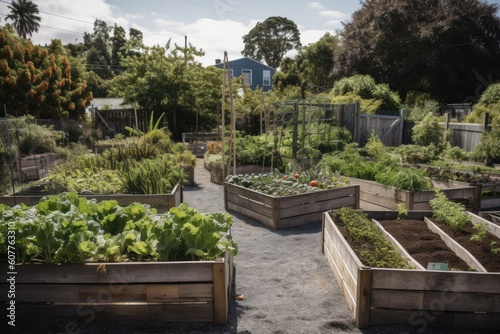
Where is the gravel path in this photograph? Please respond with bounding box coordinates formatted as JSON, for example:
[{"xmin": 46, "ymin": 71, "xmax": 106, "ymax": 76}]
[{"xmin": 10, "ymin": 159, "xmax": 494, "ymax": 334}]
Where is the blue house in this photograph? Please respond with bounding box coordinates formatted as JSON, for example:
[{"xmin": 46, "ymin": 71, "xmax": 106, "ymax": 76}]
[{"xmin": 213, "ymin": 57, "xmax": 277, "ymax": 92}]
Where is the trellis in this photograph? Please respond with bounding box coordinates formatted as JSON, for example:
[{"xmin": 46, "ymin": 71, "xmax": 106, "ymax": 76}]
[{"xmin": 267, "ymin": 100, "xmax": 359, "ymax": 168}]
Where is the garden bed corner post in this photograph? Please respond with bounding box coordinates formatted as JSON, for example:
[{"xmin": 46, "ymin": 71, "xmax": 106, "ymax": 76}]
[
  {"xmin": 213, "ymin": 252, "xmax": 232, "ymax": 325},
  {"xmin": 355, "ymin": 266, "xmax": 372, "ymax": 328}
]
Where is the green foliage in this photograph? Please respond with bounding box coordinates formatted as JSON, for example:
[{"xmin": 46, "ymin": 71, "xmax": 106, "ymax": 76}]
[
  {"xmin": 404, "ymin": 99, "xmax": 440, "ymax": 122},
  {"xmin": 364, "ymin": 131, "xmax": 387, "ymax": 158},
  {"xmin": 394, "ymin": 144, "xmax": 438, "ymax": 164},
  {"xmin": 470, "ymin": 223, "xmax": 489, "ymax": 244},
  {"xmin": 119, "ymin": 155, "xmax": 184, "ymax": 194},
  {"xmin": 12, "ymin": 119, "xmax": 60, "ymax": 156},
  {"xmin": 430, "ymin": 189, "xmax": 469, "ymax": 232},
  {"xmin": 442, "ymin": 146, "xmax": 469, "ymax": 161},
  {"xmin": 330, "ymin": 75, "xmax": 401, "ymax": 114},
  {"xmin": 0, "ymin": 194, "xmax": 237, "ymax": 263},
  {"xmin": 412, "ymin": 113, "xmax": 445, "ymax": 147},
  {"xmin": 242, "ymin": 16, "xmax": 301, "ymax": 68},
  {"xmin": 333, "ymin": 0, "xmax": 500, "ymax": 103},
  {"xmin": 331, "ymin": 207, "xmax": 413, "ymax": 269},
  {"xmin": 467, "ymin": 83, "xmax": 500, "ymax": 124}
]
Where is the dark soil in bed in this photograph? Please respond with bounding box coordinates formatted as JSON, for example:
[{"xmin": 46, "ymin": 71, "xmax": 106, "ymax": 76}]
[
  {"xmin": 378, "ymin": 219, "xmax": 471, "ymax": 271},
  {"xmin": 430, "ymin": 219, "xmax": 500, "ymax": 272}
]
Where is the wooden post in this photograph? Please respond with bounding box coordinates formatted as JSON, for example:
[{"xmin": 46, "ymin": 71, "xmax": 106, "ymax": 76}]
[
  {"xmin": 355, "ymin": 266, "xmax": 372, "ymax": 328},
  {"xmin": 483, "ymin": 112, "xmax": 490, "ymax": 132},
  {"xmin": 213, "ymin": 253, "xmax": 229, "ymax": 325}
]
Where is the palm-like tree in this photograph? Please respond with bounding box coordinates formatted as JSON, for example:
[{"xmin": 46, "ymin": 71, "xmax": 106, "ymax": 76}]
[{"xmin": 5, "ymin": 0, "xmax": 41, "ymax": 39}]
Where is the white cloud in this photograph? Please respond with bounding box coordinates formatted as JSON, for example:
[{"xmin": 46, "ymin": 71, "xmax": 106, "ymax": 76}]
[{"xmin": 306, "ymin": 2, "xmax": 324, "ymax": 11}]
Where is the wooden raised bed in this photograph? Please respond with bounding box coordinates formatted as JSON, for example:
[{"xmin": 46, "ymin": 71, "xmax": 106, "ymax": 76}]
[
  {"xmin": 18, "ymin": 153, "xmax": 63, "ymax": 181},
  {"xmin": 210, "ymin": 165, "xmax": 274, "ymax": 185},
  {"xmin": 0, "ymin": 183, "xmax": 182, "ymax": 213},
  {"xmin": 0, "ymin": 252, "xmax": 233, "ymax": 324},
  {"xmin": 346, "ymin": 177, "xmax": 480, "ymax": 211},
  {"xmin": 322, "ymin": 211, "xmax": 500, "ymax": 330},
  {"xmin": 225, "ymin": 182, "xmax": 359, "ymax": 229},
  {"xmin": 183, "ymin": 165, "xmax": 195, "ymax": 186}
]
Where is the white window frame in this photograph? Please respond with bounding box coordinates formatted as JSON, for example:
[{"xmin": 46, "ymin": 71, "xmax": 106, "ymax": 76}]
[
  {"xmin": 242, "ymin": 69, "xmax": 252, "ymax": 86},
  {"xmin": 262, "ymin": 70, "xmax": 271, "ymax": 86}
]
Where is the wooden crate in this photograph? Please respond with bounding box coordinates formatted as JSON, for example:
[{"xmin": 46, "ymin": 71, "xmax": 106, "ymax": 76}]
[
  {"xmin": 225, "ymin": 182, "xmax": 359, "ymax": 229},
  {"xmin": 0, "ymin": 183, "xmax": 182, "ymax": 213},
  {"xmin": 346, "ymin": 177, "xmax": 480, "ymax": 211},
  {"xmin": 187, "ymin": 143, "xmax": 207, "ymax": 158},
  {"xmin": 0, "ymin": 252, "xmax": 233, "ymax": 324},
  {"xmin": 322, "ymin": 211, "xmax": 500, "ymax": 330}
]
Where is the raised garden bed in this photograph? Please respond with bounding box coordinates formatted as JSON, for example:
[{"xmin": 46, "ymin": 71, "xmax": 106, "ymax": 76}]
[
  {"xmin": 225, "ymin": 182, "xmax": 359, "ymax": 229},
  {"xmin": 0, "ymin": 251, "xmax": 233, "ymax": 324},
  {"xmin": 0, "ymin": 182, "xmax": 182, "ymax": 213},
  {"xmin": 373, "ymin": 212, "xmax": 484, "ymax": 272},
  {"xmin": 18, "ymin": 153, "xmax": 63, "ymax": 181},
  {"xmin": 183, "ymin": 165, "xmax": 195, "ymax": 186},
  {"xmin": 346, "ymin": 177, "xmax": 480, "ymax": 211},
  {"xmin": 322, "ymin": 210, "xmax": 500, "ymax": 330},
  {"xmin": 211, "ymin": 165, "xmax": 273, "ymax": 185}
]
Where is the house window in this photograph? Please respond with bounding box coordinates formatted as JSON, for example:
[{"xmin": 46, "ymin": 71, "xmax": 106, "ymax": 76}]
[
  {"xmin": 263, "ymin": 70, "xmax": 271, "ymax": 86},
  {"xmin": 242, "ymin": 69, "xmax": 252, "ymax": 86}
]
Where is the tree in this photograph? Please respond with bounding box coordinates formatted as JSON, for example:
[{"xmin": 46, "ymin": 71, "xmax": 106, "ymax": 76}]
[
  {"xmin": 111, "ymin": 24, "xmax": 126, "ymax": 73},
  {"xmin": 296, "ymin": 32, "xmax": 338, "ymax": 93},
  {"xmin": 334, "ymin": 0, "xmax": 500, "ymax": 103},
  {"xmin": 111, "ymin": 40, "xmax": 221, "ymax": 140},
  {"xmin": 0, "ymin": 27, "xmax": 91, "ymax": 119},
  {"xmin": 242, "ymin": 16, "xmax": 301, "ymax": 68},
  {"xmin": 5, "ymin": 0, "xmax": 41, "ymax": 39}
]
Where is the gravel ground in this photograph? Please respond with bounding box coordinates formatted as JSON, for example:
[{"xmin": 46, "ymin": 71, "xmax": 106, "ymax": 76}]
[{"xmin": 8, "ymin": 159, "xmax": 495, "ymax": 334}]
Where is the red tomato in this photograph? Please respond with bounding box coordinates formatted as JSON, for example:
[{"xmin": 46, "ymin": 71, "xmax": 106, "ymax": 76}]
[
  {"xmin": 294, "ymin": 173, "xmax": 300, "ymax": 179},
  {"xmin": 283, "ymin": 175, "xmax": 288, "ymax": 180},
  {"xmin": 310, "ymin": 180, "xmax": 318, "ymax": 187}
]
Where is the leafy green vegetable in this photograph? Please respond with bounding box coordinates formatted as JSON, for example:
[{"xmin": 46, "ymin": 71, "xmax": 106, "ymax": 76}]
[{"xmin": 0, "ymin": 193, "xmax": 237, "ymax": 264}]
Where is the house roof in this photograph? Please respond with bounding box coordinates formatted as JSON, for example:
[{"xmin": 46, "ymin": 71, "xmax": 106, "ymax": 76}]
[{"xmin": 213, "ymin": 57, "xmax": 277, "ymax": 71}]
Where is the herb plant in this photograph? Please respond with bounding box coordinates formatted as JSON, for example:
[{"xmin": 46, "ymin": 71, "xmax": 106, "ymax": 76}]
[{"xmin": 429, "ymin": 189, "xmax": 469, "ymax": 232}]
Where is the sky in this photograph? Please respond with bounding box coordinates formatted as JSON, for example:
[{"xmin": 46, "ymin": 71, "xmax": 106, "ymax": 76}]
[{"xmin": 0, "ymin": 0, "xmax": 499, "ymax": 67}]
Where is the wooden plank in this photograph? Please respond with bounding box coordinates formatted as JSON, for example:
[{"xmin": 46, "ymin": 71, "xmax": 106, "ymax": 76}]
[
  {"xmin": 355, "ymin": 267, "xmax": 372, "ymax": 329},
  {"xmin": 213, "ymin": 254, "xmax": 229, "ymax": 325},
  {"xmin": 468, "ymin": 212, "xmax": 500, "ymax": 238},
  {"xmin": 226, "ymin": 191, "xmax": 274, "ymax": 218},
  {"xmin": 369, "ymin": 308, "xmax": 455, "ymax": 328},
  {"xmin": 279, "ymin": 185, "xmax": 358, "ymax": 208},
  {"xmin": 7, "ymin": 282, "xmax": 205, "ymax": 304},
  {"xmin": 226, "ymin": 201, "xmax": 276, "ymax": 229},
  {"xmin": 371, "ymin": 269, "xmax": 500, "ymax": 293},
  {"xmin": 323, "ymin": 237, "xmax": 357, "ymax": 316},
  {"xmin": 371, "ymin": 289, "xmax": 500, "ymax": 313},
  {"xmin": 0, "ymin": 262, "xmax": 214, "ymax": 284},
  {"xmin": 146, "ymin": 285, "xmax": 179, "ymax": 302},
  {"xmin": 280, "ymin": 196, "xmax": 357, "ymax": 220},
  {"xmin": 371, "ymin": 269, "xmax": 426, "ymax": 290},
  {"xmin": 323, "ymin": 227, "xmax": 359, "ymax": 300},
  {"xmin": 371, "ymin": 289, "xmax": 423, "ymax": 310},
  {"xmin": 15, "ymin": 303, "xmax": 214, "ymax": 322},
  {"xmin": 424, "ymin": 217, "xmax": 486, "ymax": 272},
  {"xmin": 324, "ymin": 214, "xmax": 363, "ymax": 279},
  {"xmin": 224, "ymin": 183, "xmax": 273, "ymax": 206},
  {"xmin": 365, "ymin": 211, "xmax": 433, "ymax": 221}
]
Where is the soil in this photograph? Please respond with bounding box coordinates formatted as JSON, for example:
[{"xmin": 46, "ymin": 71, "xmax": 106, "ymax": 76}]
[
  {"xmin": 377, "ymin": 219, "xmax": 471, "ymax": 271},
  {"xmin": 10, "ymin": 159, "xmax": 496, "ymax": 334},
  {"xmin": 430, "ymin": 219, "xmax": 500, "ymax": 272}
]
